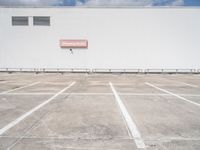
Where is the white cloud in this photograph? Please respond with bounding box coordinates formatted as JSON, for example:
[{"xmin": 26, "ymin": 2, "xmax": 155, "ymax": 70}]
[
  {"xmin": 0, "ymin": 0, "xmax": 62, "ymax": 6},
  {"xmin": 0, "ymin": 0, "xmax": 184, "ymax": 6},
  {"xmin": 84, "ymin": 0, "xmax": 153, "ymax": 6},
  {"xmin": 171, "ymin": 0, "xmax": 184, "ymax": 6},
  {"xmin": 81, "ymin": 0, "xmax": 184, "ymax": 6}
]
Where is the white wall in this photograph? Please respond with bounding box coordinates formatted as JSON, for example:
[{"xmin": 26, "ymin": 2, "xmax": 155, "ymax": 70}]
[{"xmin": 0, "ymin": 7, "xmax": 200, "ymax": 69}]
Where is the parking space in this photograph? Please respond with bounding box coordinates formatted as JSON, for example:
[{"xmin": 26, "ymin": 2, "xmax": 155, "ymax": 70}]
[
  {"xmin": 65, "ymin": 84, "xmax": 111, "ymax": 93},
  {"xmin": 147, "ymin": 80, "xmax": 200, "ymax": 95},
  {"xmin": 0, "ymin": 82, "xmax": 35, "ymax": 93},
  {"xmin": 25, "ymin": 95, "xmax": 129, "ymax": 139},
  {"xmin": 0, "ymin": 95, "xmax": 51, "ymax": 129},
  {"xmin": 12, "ymin": 82, "xmax": 72, "ymax": 94},
  {"xmin": 121, "ymin": 95, "xmax": 200, "ymax": 142},
  {"xmin": 162, "ymin": 75, "xmax": 200, "ymax": 87},
  {"xmin": 0, "ymin": 73, "xmax": 200, "ymax": 150},
  {"xmin": 114, "ymin": 83, "xmax": 163, "ymax": 94}
]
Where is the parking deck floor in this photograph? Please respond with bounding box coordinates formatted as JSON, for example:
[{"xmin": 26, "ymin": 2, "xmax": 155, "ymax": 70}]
[{"xmin": 0, "ymin": 73, "xmax": 200, "ymax": 150}]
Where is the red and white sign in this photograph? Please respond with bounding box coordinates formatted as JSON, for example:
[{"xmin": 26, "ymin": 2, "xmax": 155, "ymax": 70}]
[{"xmin": 60, "ymin": 40, "xmax": 88, "ymax": 48}]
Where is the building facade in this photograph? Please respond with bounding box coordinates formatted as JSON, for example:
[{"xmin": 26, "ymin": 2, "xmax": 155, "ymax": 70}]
[{"xmin": 0, "ymin": 7, "xmax": 200, "ymax": 72}]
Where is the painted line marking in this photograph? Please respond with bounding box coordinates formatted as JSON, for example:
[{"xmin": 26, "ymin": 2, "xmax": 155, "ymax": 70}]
[
  {"xmin": 0, "ymin": 81, "xmax": 76, "ymax": 136},
  {"xmin": 70, "ymin": 92, "xmax": 113, "ymax": 95},
  {"xmin": 0, "ymin": 74, "xmax": 17, "ymax": 77},
  {"xmin": 41, "ymin": 82, "xmax": 72, "ymax": 85},
  {"xmin": 40, "ymin": 82, "xmax": 109, "ymax": 86},
  {"xmin": 2, "ymin": 135, "xmax": 200, "ymax": 141},
  {"xmin": 162, "ymin": 77, "xmax": 199, "ymax": 88},
  {"xmin": 0, "ymin": 82, "xmax": 40, "ymax": 94},
  {"xmin": 146, "ymin": 82, "xmax": 200, "ymax": 107},
  {"xmin": 0, "ymin": 92, "xmax": 113, "ymax": 96},
  {"xmin": 179, "ymin": 94, "xmax": 200, "ymax": 97},
  {"xmin": 112, "ymin": 84, "xmax": 136, "ymax": 86},
  {"xmin": 0, "ymin": 93, "xmax": 55, "ymax": 95},
  {"xmin": 9, "ymin": 81, "xmax": 37, "ymax": 83},
  {"xmin": 1, "ymin": 92, "xmax": 200, "ymax": 97},
  {"xmin": 89, "ymin": 84, "xmax": 109, "ymax": 86},
  {"xmin": 119, "ymin": 93, "xmax": 200, "ymax": 97},
  {"xmin": 119, "ymin": 93, "xmax": 169, "ymax": 96},
  {"xmin": 109, "ymin": 82, "xmax": 146, "ymax": 149},
  {"xmin": 178, "ymin": 82, "xmax": 198, "ymax": 88},
  {"xmin": 0, "ymin": 81, "xmax": 10, "ymax": 84}
]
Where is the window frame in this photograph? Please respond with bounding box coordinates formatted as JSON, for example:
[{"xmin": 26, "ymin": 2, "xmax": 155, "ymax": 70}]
[
  {"xmin": 12, "ymin": 16, "xmax": 29, "ymax": 26},
  {"xmin": 33, "ymin": 16, "xmax": 51, "ymax": 26}
]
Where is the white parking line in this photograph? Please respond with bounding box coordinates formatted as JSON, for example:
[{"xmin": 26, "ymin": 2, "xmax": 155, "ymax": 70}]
[
  {"xmin": 0, "ymin": 82, "xmax": 40, "ymax": 94},
  {"xmin": 146, "ymin": 82, "xmax": 200, "ymax": 107},
  {"xmin": 9, "ymin": 81, "xmax": 36, "ymax": 84},
  {"xmin": 119, "ymin": 93, "xmax": 200, "ymax": 97},
  {"xmin": 0, "ymin": 81, "xmax": 76, "ymax": 136},
  {"xmin": 0, "ymin": 92, "xmax": 113, "ymax": 96},
  {"xmin": 1, "ymin": 73, "xmax": 30, "ymax": 77},
  {"xmin": 180, "ymin": 94, "xmax": 200, "ymax": 97},
  {"xmin": 41, "ymin": 82, "xmax": 71, "ymax": 85},
  {"xmin": 178, "ymin": 81, "xmax": 198, "ymax": 88},
  {"xmin": 109, "ymin": 82, "xmax": 146, "ymax": 149},
  {"xmin": 0, "ymin": 81, "xmax": 10, "ymax": 84},
  {"xmin": 0, "ymin": 93, "xmax": 163, "ymax": 96},
  {"xmin": 112, "ymin": 83, "xmax": 135, "ymax": 86},
  {"xmin": 0, "ymin": 93, "xmax": 55, "ymax": 95},
  {"xmin": 162, "ymin": 76, "xmax": 199, "ymax": 88},
  {"xmin": 69, "ymin": 92, "xmax": 113, "ymax": 95},
  {"xmin": 0, "ymin": 74, "xmax": 16, "ymax": 77},
  {"xmin": 1, "ymin": 92, "xmax": 200, "ymax": 97},
  {"xmin": 119, "ymin": 93, "xmax": 169, "ymax": 96}
]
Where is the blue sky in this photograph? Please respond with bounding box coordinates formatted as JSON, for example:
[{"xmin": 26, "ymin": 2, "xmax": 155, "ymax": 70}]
[{"xmin": 0, "ymin": 0, "xmax": 200, "ymax": 6}]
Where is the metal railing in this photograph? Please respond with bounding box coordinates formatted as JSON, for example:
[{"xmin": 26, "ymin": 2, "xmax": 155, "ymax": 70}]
[
  {"xmin": 0, "ymin": 68, "xmax": 90, "ymax": 73},
  {"xmin": 0, "ymin": 68, "xmax": 199, "ymax": 74},
  {"xmin": 92, "ymin": 69, "xmax": 142, "ymax": 73},
  {"xmin": 145, "ymin": 69, "xmax": 197, "ymax": 74}
]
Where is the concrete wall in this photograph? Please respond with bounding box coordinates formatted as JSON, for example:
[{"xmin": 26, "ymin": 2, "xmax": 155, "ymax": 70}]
[{"xmin": 0, "ymin": 7, "xmax": 200, "ymax": 70}]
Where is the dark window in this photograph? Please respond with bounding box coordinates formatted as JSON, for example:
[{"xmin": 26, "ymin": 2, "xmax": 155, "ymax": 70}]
[
  {"xmin": 12, "ymin": 17, "xmax": 29, "ymax": 26},
  {"xmin": 33, "ymin": 16, "xmax": 50, "ymax": 26}
]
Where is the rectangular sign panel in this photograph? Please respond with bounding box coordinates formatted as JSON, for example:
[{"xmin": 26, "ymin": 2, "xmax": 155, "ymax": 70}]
[{"xmin": 60, "ymin": 40, "xmax": 88, "ymax": 48}]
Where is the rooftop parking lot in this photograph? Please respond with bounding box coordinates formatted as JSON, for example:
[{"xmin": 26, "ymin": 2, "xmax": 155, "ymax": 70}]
[{"xmin": 0, "ymin": 73, "xmax": 200, "ymax": 150}]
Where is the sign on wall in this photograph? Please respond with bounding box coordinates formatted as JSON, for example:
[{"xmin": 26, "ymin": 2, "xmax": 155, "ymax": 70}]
[{"xmin": 60, "ymin": 40, "xmax": 88, "ymax": 48}]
